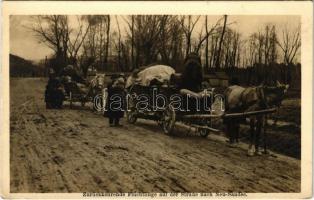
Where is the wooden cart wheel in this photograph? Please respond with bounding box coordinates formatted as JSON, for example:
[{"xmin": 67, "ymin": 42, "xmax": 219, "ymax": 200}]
[
  {"xmin": 155, "ymin": 112, "xmax": 163, "ymax": 127},
  {"xmin": 199, "ymin": 119, "xmax": 211, "ymax": 138},
  {"xmin": 162, "ymin": 104, "xmax": 176, "ymax": 135},
  {"xmin": 199, "ymin": 128, "xmax": 209, "ymax": 138},
  {"xmin": 81, "ymin": 100, "xmax": 86, "ymax": 107},
  {"xmin": 157, "ymin": 119, "xmax": 163, "ymax": 128},
  {"xmin": 126, "ymin": 108, "xmax": 137, "ymax": 124},
  {"xmin": 126, "ymin": 95, "xmax": 137, "ymax": 124}
]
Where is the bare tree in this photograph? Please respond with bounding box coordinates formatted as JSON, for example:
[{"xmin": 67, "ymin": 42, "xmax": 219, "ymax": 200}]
[
  {"xmin": 215, "ymin": 15, "xmax": 227, "ymax": 69},
  {"xmin": 131, "ymin": 16, "xmax": 135, "ymax": 70},
  {"xmin": 68, "ymin": 16, "xmax": 90, "ymax": 64},
  {"xmin": 32, "ymin": 16, "xmax": 69, "ymax": 55},
  {"xmin": 180, "ymin": 16, "xmax": 201, "ymax": 57},
  {"xmin": 124, "ymin": 15, "xmax": 170, "ymax": 66},
  {"xmin": 32, "ymin": 15, "xmax": 71, "ymax": 72},
  {"xmin": 33, "ymin": 15, "xmax": 92, "ymax": 73},
  {"xmin": 114, "ymin": 16, "xmax": 123, "ymax": 71},
  {"xmin": 277, "ymin": 25, "xmax": 301, "ymax": 65},
  {"xmin": 104, "ymin": 16, "xmax": 111, "ymax": 66},
  {"xmin": 194, "ymin": 16, "xmax": 222, "ymax": 54},
  {"xmin": 82, "ymin": 15, "xmax": 110, "ymax": 71},
  {"xmin": 205, "ymin": 16, "xmax": 209, "ymax": 71}
]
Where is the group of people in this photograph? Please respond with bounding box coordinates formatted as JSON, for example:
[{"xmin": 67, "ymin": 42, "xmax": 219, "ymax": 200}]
[
  {"xmin": 45, "ymin": 53, "xmax": 207, "ymax": 128},
  {"xmin": 44, "ymin": 53, "xmax": 290, "ymax": 157},
  {"xmin": 45, "ymin": 65, "xmax": 86, "ymax": 109},
  {"xmin": 104, "ymin": 52, "xmax": 204, "ymax": 127}
]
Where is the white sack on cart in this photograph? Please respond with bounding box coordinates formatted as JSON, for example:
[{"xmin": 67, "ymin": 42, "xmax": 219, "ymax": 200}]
[{"xmin": 126, "ymin": 65, "xmax": 175, "ymax": 88}]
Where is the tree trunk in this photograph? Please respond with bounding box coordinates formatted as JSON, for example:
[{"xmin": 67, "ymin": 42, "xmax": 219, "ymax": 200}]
[
  {"xmin": 215, "ymin": 15, "xmax": 227, "ymax": 69},
  {"xmin": 131, "ymin": 16, "xmax": 135, "ymax": 71},
  {"xmin": 205, "ymin": 16, "xmax": 209, "ymax": 73},
  {"xmin": 104, "ymin": 16, "xmax": 110, "ymax": 70}
]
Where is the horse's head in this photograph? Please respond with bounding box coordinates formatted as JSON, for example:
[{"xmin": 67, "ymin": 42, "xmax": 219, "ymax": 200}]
[
  {"xmin": 263, "ymin": 81, "xmax": 289, "ymax": 107},
  {"xmin": 94, "ymin": 74, "xmax": 105, "ymax": 90}
]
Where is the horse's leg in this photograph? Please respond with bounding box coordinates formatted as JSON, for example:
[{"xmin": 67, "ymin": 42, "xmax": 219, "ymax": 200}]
[
  {"xmin": 229, "ymin": 122, "xmax": 234, "ymax": 144},
  {"xmin": 226, "ymin": 120, "xmax": 234, "ymax": 144},
  {"xmin": 230, "ymin": 122, "xmax": 235, "ymax": 144},
  {"xmin": 263, "ymin": 115, "xmax": 269, "ymax": 154},
  {"xmin": 235, "ymin": 120, "xmax": 240, "ymax": 143},
  {"xmin": 233, "ymin": 120, "xmax": 239, "ymax": 143},
  {"xmin": 248, "ymin": 117, "xmax": 256, "ymax": 156},
  {"xmin": 255, "ymin": 116, "xmax": 262, "ymax": 155},
  {"xmin": 99, "ymin": 92, "xmax": 104, "ymax": 111}
]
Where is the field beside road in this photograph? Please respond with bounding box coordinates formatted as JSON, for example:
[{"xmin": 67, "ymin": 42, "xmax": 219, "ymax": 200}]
[{"xmin": 10, "ymin": 78, "xmax": 300, "ymax": 193}]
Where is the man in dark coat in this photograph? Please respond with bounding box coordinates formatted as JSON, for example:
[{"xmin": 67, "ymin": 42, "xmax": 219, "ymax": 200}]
[
  {"xmin": 104, "ymin": 76, "xmax": 125, "ymax": 127},
  {"xmin": 45, "ymin": 76, "xmax": 65, "ymax": 109},
  {"xmin": 180, "ymin": 52, "xmax": 203, "ymax": 92},
  {"xmin": 178, "ymin": 53, "xmax": 204, "ymax": 113}
]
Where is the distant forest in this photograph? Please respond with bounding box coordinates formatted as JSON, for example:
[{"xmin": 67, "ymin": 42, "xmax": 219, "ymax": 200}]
[{"xmin": 10, "ymin": 54, "xmax": 46, "ymax": 77}]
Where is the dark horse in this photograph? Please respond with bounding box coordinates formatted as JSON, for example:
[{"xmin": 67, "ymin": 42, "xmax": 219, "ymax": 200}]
[{"xmin": 224, "ymin": 81, "xmax": 289, "ymax": 156}]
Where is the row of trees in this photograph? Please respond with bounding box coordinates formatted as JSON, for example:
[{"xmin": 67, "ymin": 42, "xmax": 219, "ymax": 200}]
[{"xmin": 32, "ymin": 15, "xmax": 301, "ymax": 77}]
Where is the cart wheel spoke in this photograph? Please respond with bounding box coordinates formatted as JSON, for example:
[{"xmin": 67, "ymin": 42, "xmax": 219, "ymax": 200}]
[
  {"xmin": 199, "ymin": 129, "xmax": 209, "ymax": 138},
  {"xmin": 126, "ymin": 94, "xmax": 137, "ymax": 124},
  {"xmin": 162, "ymin": 105, "xmax": 176, "ymax": 135}
]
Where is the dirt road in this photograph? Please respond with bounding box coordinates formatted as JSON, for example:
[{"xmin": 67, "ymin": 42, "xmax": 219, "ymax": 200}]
[{"xmin": 10, "ymin": 78, "xmax": 300, "ymax": 193}]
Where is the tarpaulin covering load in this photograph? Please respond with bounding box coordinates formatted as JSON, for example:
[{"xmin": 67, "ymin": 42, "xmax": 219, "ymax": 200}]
[{"xmin": 126, "ymin": 65, "xmax": 175, "ymax": 88}]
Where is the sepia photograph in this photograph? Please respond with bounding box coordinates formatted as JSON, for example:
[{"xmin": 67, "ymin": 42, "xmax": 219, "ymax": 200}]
[{"xmin": 1, "ymin": 1, "xmax": 313, "ymax": 199}]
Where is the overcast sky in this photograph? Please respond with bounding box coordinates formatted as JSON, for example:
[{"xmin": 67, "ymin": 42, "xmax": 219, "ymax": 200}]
[{"xmin": 10, "ymin": 15, "xmax": 300, "ymax": 61}]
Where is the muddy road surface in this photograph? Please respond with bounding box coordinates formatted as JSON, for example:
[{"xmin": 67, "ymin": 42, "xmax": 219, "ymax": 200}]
[{"xmin": 10, "ymin": 78, "xmax": 300, "ymax": 193}]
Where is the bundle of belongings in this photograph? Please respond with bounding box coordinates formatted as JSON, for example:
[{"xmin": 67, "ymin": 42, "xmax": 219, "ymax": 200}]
[
  {"xmin": 126, "ymin": 53, "xmax": 211, "ymax": 99},
  {"xmin": 126, "ymin": 65, "xmax": 175, "ymax": 88}
]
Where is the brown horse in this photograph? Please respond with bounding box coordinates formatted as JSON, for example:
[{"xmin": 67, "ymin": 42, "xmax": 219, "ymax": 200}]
[{"xmin": 224, "ymin": 81, "xmax": 289, "ymax": 156}]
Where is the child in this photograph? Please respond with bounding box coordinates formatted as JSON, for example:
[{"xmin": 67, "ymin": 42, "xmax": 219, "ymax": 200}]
[{"xmin": 104, "ymin": 75, "xmax": 126, "ymax": 127}]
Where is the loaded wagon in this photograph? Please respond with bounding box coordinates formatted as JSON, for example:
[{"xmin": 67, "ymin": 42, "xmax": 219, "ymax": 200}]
[
  {"xmin": 125, "ymin": 83, "xmax": 277, "ymax": 137},
  {"xmin": 62, "ymin": 80, "xmax": 90, "ymax": 108},
  {"xmin": 61, "ymin": 74, "xmax": 105, "ymax": 110},
  {"xmin": 124, "ymin": 62, "xmax": 278, "ymax": 139}
]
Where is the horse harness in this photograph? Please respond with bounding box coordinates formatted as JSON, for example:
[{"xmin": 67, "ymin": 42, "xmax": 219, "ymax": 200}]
[{"xmin": 238, "ymin": 86, "xmax": 269, "ymax": 111}]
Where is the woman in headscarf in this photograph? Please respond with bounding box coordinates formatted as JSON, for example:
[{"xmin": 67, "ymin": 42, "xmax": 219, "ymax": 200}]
[{"xmin": 104, "ymin": 75, "xmax": 126, "ymax": 127}]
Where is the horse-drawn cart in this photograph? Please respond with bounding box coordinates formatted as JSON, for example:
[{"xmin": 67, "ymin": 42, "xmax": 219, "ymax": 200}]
[
  {"xmin": 126, "ymin": 83, "xmax": 277, "ymax": 137},
  {"xmin": 62, "ymin": 80, "xmax": 90, "ymax": 108},
  {"xmin": 61, "ymin": 75, "xmax": 105, "ymax": 109}
]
